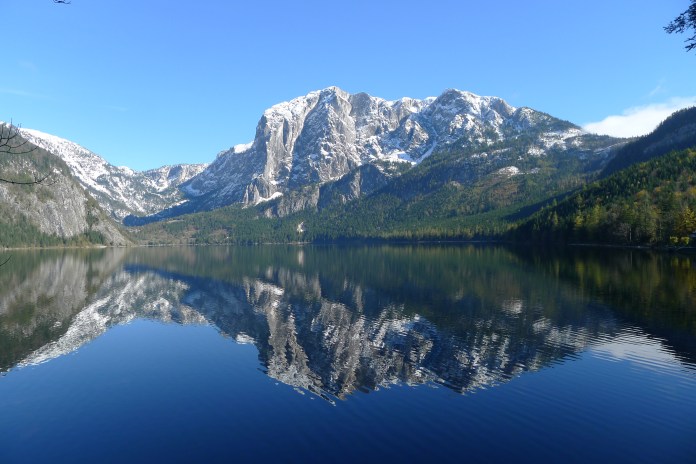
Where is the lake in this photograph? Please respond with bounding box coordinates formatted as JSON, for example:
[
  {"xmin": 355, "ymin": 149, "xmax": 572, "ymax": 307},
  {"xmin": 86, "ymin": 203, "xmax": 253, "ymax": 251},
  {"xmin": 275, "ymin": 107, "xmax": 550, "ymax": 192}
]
[{"xmin": 0, "ymin": 244, "xmax": 695, "ymax": 463}]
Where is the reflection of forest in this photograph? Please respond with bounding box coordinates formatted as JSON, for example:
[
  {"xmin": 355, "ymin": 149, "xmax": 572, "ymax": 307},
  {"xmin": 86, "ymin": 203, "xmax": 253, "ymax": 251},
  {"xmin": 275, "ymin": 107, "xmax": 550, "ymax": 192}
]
[
  {"xmin": 0, "ymin": 249, "xmax": 126, "ymax": 370},
  {"xmin": 1, "ymin": 245, "xmax": 694, "ymax": 399},
  {"xmin": 513, "ymin": 246, "xmax": 696, "ymax": 365}
]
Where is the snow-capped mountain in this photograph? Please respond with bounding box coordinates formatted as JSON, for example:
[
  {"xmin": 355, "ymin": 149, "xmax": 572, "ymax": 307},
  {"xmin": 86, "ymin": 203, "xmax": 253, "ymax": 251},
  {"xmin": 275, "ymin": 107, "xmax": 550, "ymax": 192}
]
[
  {"xmin": 175, "ymin": 86, "xmax": 597, "ymax": 215},
  {"xmin": 14, "ymin": 87, "xmax": 619, "ymax": 228},
  {"xmin": 0, "ymin": 123, "xmax": 129, "ymax": 244},
  {"xmin": 19, "ymin": 128, "xmax": 207, "ymax": 221}
]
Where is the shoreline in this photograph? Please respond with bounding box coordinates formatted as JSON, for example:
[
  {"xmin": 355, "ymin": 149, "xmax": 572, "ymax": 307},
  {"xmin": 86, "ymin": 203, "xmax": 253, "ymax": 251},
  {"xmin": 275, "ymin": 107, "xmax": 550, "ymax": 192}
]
[{"xmin": 2, "ymin": 239, "xmax": 695, "ymax": 254}]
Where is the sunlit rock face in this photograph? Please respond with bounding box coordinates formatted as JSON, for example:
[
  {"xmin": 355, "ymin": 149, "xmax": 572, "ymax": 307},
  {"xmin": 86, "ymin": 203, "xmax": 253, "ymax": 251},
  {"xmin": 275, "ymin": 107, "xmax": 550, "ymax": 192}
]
[
  {"xmin": 146, "ymin": 86, "xmax": 611, "ymax": 221},
  {"xmin": 19, "ymin": 127, "xmax": 207, "ymax": 221},
  {"xmin": 0, "ymin": 128, "xmax": 129, "ymax": 244}
]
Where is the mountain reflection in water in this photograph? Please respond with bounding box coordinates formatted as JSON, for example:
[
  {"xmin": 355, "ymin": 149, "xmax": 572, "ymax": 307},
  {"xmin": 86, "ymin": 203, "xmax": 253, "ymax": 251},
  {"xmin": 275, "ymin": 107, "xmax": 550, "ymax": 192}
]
[{"xmin": 1, "ymin": 245, "xmax": 695, "ymax": 401}]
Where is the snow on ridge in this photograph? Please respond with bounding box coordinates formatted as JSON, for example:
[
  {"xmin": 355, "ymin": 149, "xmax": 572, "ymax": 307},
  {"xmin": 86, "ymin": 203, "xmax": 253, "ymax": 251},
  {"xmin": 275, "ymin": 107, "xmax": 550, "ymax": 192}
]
[
  {"xmin": 497, "ymin": 166, "xmax": 521, "ymax": 177},
  {"xmin": 185, "ymin": 86, "xmax": 601, "ymax": 212},
  {"xmin": 18, "ymin": 126, "xmax": 210, "ymax": 220},
  {"xmin": 19, "ymin": 127, "xmax": 104, "ymax": 156},
  {"xmin": 255, "ymin": 191, "xmax": 283, "ymax": 205},
  {"xmin": 233, "ymin": 142, "xmax": 253, "ymax": 153}
]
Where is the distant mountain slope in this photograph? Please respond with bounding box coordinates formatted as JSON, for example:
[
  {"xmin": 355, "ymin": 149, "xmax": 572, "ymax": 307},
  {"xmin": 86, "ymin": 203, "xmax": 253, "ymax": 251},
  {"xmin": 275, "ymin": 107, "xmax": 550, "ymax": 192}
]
[
  {"xmin": 0, "ymin": 125, "xmax": 129, "ymax": 247},
  {"xmin": 19, "ymin": 128, "xmax": 207, "ymax": 221},
  {"xmin": 132, "ymin": 129, "xmax": 619, "ymax": 244},
  {"xmin": 513, "ymin": 147, "xmax": 696, "ymax": 245},
  {"xmin": 129, "ymin": 86, "xmax": 623, "ymax": 225},
  {"xmin": 292, "ymin": 126, "xmax": 618, "ymax": 241},
  {"xmin": 513, "ymin": 107, "xmax": 696, "ymax": 245},
  {"xmin": 601, "ymin": 106, "xmax": 696, "ymax": 176}
]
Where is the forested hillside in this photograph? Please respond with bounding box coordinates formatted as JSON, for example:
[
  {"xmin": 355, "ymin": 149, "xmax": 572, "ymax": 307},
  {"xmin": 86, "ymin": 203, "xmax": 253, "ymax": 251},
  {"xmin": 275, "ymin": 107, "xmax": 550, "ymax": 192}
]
[
  {"xmin": 512, "ymin": 107, "xmax": 696, "ymax": 246},
  {"xmin": 513, "ymin": 148, "xmax": 696, "ymax": 245},
  {"xmin": 133, "ymin": 106, "xmax": 696, "ymax": 247},
  {"xmin": 602, "ymin": 107, "xmax": 696, "ymax": 176},
  {"xmin": 0, "ymin": 125, "xmax": 130, "ymax": 248}
]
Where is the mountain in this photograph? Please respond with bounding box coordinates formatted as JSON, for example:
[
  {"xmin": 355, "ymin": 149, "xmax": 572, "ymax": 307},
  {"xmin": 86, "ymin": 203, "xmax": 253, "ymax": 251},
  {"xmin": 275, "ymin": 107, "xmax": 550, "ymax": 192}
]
[
  {"xmin": 513, "ymin": 107, "xmax": 696, "ymax": 245},
  {"xmin": 19, "ymin": 128, "xmax": 207, "ymax": 221},
  {"xmin": 127, "ymin": 87, "xmax": 621, "ymax": 225},
  {"xmin": 5, "ymin": 87, "xmax": 624, "ymax": 242},
  {"xmin": 602, "ymin": 106, "xmax": 696, "ymax": 176},
  {"xmin": 0, "ymin": 124, "xmax": 129, "ymax": 247}
]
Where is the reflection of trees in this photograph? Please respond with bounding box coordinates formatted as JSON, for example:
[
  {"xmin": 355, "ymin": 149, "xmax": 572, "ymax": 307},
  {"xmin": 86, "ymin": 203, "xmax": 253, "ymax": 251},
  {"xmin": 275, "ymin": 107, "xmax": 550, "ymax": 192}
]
[
  {"xmin": 516, "ymin": 247, "xmax": 696, "ymax": 364},
  {"xmin": 110, "ymin": 246, "xmax": 622, "ymax": 398},
  {"xmin": 2, "ymin": 245, "xmax": 694, "ymax": 400},
  {"xmin": 160, "ymin": 257, "xmax": 615, "ymax": 399},
  {"xmin": 0, "ymin": 250, "xmax": 126, "ymax": 371}
]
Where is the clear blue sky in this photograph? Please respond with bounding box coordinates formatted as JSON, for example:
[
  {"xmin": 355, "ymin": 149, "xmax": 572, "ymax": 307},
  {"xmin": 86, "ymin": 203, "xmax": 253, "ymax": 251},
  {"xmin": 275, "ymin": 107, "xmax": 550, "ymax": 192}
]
[{"xmin": 1, "ymin": 0, "xmax": 694, "ymax": 170}]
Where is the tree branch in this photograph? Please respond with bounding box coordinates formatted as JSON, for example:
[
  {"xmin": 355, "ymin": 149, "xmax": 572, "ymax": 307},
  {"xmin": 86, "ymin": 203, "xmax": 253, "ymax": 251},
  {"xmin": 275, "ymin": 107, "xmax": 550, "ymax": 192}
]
[
  {"xmin": 0, "ymin": 172, "xmax": 53, "ymax": 185},
  {"xmin": 665, "ymin": 0, "xmax": 696, "ymax": 53},
  {"xmin": 0, "ymin": 122, "xmax": 52, "ymax": 185}
]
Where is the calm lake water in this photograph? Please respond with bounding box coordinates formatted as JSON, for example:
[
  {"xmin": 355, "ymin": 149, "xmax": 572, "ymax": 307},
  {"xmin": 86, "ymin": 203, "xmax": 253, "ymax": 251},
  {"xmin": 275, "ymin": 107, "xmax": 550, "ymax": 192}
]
[{"xmin": 0, "ymin": 244, "xmax": 695, "ymax": 463}]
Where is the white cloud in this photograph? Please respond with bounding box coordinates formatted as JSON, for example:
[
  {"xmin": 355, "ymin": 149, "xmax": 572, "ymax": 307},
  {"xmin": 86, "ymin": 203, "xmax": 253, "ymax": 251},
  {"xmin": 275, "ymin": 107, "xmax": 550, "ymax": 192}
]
[{"xmin": 583, "ymin": 97, "xmax": 696, "ymax": 138}]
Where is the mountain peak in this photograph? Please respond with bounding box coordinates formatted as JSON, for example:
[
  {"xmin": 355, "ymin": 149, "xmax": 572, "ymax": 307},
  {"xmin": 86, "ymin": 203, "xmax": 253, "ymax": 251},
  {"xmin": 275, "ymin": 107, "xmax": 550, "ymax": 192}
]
[
  {"xmin": 433, "ymin": 88, "xmax": 515, "ymax": 114},
  {"xmin": 18, "ymin": 126, "xmax": 208, "ymax": 220},
  {"xmin": 171, "ymin": 86, "xmax": 612, "ymax": 222},
  {"xmin": 319, "ymin": 85, "xmax": 347, "ymax": 95}
]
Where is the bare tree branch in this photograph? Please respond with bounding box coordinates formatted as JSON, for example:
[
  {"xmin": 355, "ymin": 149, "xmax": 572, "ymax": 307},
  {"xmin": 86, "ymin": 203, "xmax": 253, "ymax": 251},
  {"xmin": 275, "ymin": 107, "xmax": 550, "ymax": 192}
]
[
  {"xmin": 0, "ymin": 122, "xmax": 34, "ymax": 156},
  {"xmin": 0, "ymin": 255, "xmax": 11, "ymax": 267},
  {"xmin": 0, "ymin": 172, "xmax": 53, "ymax": 185},
  {"xmin": 0, "ymin": 122, "xmax": 52, "ymax": 185}
]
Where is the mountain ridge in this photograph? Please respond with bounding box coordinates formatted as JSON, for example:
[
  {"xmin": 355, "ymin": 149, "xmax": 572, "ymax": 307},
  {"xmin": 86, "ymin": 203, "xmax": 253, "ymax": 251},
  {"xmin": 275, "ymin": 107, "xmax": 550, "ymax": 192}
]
[
  {"xmin": 18, "ymin": 127, "xmax": 207, "ymax": 221},
  {"xmin": 0, "ymin": 125, "xmax": 129, "ymax": 246},
  {"xmin": 512, "ymin": 106, "xmax": 696, "ymax": 245},
  {"xmin": 127, "ymin": 86, "xmax": 616, "ymax": 225},
  {"xmin": 3, "ymin": 87, "xmax": 630, "ymax": 243}
]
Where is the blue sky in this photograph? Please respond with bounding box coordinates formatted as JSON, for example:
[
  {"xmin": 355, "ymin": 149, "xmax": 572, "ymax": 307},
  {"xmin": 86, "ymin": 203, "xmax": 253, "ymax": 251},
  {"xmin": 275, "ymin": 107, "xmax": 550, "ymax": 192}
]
[{"xmin": 1, "ymin": 0, "xmax": 694, "ymax": 170}]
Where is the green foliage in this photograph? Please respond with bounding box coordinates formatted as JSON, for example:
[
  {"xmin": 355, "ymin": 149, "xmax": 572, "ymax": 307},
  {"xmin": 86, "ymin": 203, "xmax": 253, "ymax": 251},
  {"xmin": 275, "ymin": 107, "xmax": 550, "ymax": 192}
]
[
  {"xmin": 665, "ymin": 0, "xmax": 696, "ymax": 53},
  {"xmin": 513, "ymin": 148, "xmax": 696, "ymax": 245},
  {"xmin": 602, "ymin": 106, "xmax": 696, "ymax": 176},
  {"xmin": 135, "ymin": 141, "xmax": 605, "ymax": 244},
  {"xmin": 0, "ymin": 204, "xmax": 108, "ymax": 248}
]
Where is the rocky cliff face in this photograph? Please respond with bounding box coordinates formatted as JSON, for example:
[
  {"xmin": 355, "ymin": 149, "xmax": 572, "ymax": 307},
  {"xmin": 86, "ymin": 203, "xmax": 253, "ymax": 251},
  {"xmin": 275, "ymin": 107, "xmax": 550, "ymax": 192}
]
[
  {"xmin": 0, "ymin": 127, "xmax": 128, "ymax": 246},
  {"xmin": 12, "ymin": 88, "xmax": 618, "ymax": 227},
  {"xmin": 176, "ymin": 87, "xmax": 595, "ymax": 217},
  {"xmin": 19, "ymin": 128, "xmax": 207, "ymax": 221}
]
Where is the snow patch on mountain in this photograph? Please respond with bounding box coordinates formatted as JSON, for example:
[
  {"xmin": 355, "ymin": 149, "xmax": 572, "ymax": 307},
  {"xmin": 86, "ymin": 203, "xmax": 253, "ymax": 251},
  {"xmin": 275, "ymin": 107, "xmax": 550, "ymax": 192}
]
[
  {"xmin": 182, "ymin": 86, "xmax": 585, "ymax": 213},
  {"xmin": 497, "ymin": 166, "xmax": 521, "ymax": 177},
  {"xmin": 20, "ymin": 128, "xmax": 207, "ymax": 220}
]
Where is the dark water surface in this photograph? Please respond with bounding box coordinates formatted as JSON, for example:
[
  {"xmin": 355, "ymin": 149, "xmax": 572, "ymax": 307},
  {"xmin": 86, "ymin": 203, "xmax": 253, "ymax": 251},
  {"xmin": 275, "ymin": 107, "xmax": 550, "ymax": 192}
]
[{"xmin": 0, "ymin": 245, "xmax": 695, "ymax": 463}]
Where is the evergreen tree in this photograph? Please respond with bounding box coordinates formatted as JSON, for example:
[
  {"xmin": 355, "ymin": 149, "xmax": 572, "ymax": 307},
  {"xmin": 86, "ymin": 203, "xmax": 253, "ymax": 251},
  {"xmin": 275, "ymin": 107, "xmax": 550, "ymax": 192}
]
[{"xmin": 666, "ymin": 0, "xmax": 696, "ymax": 53}]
